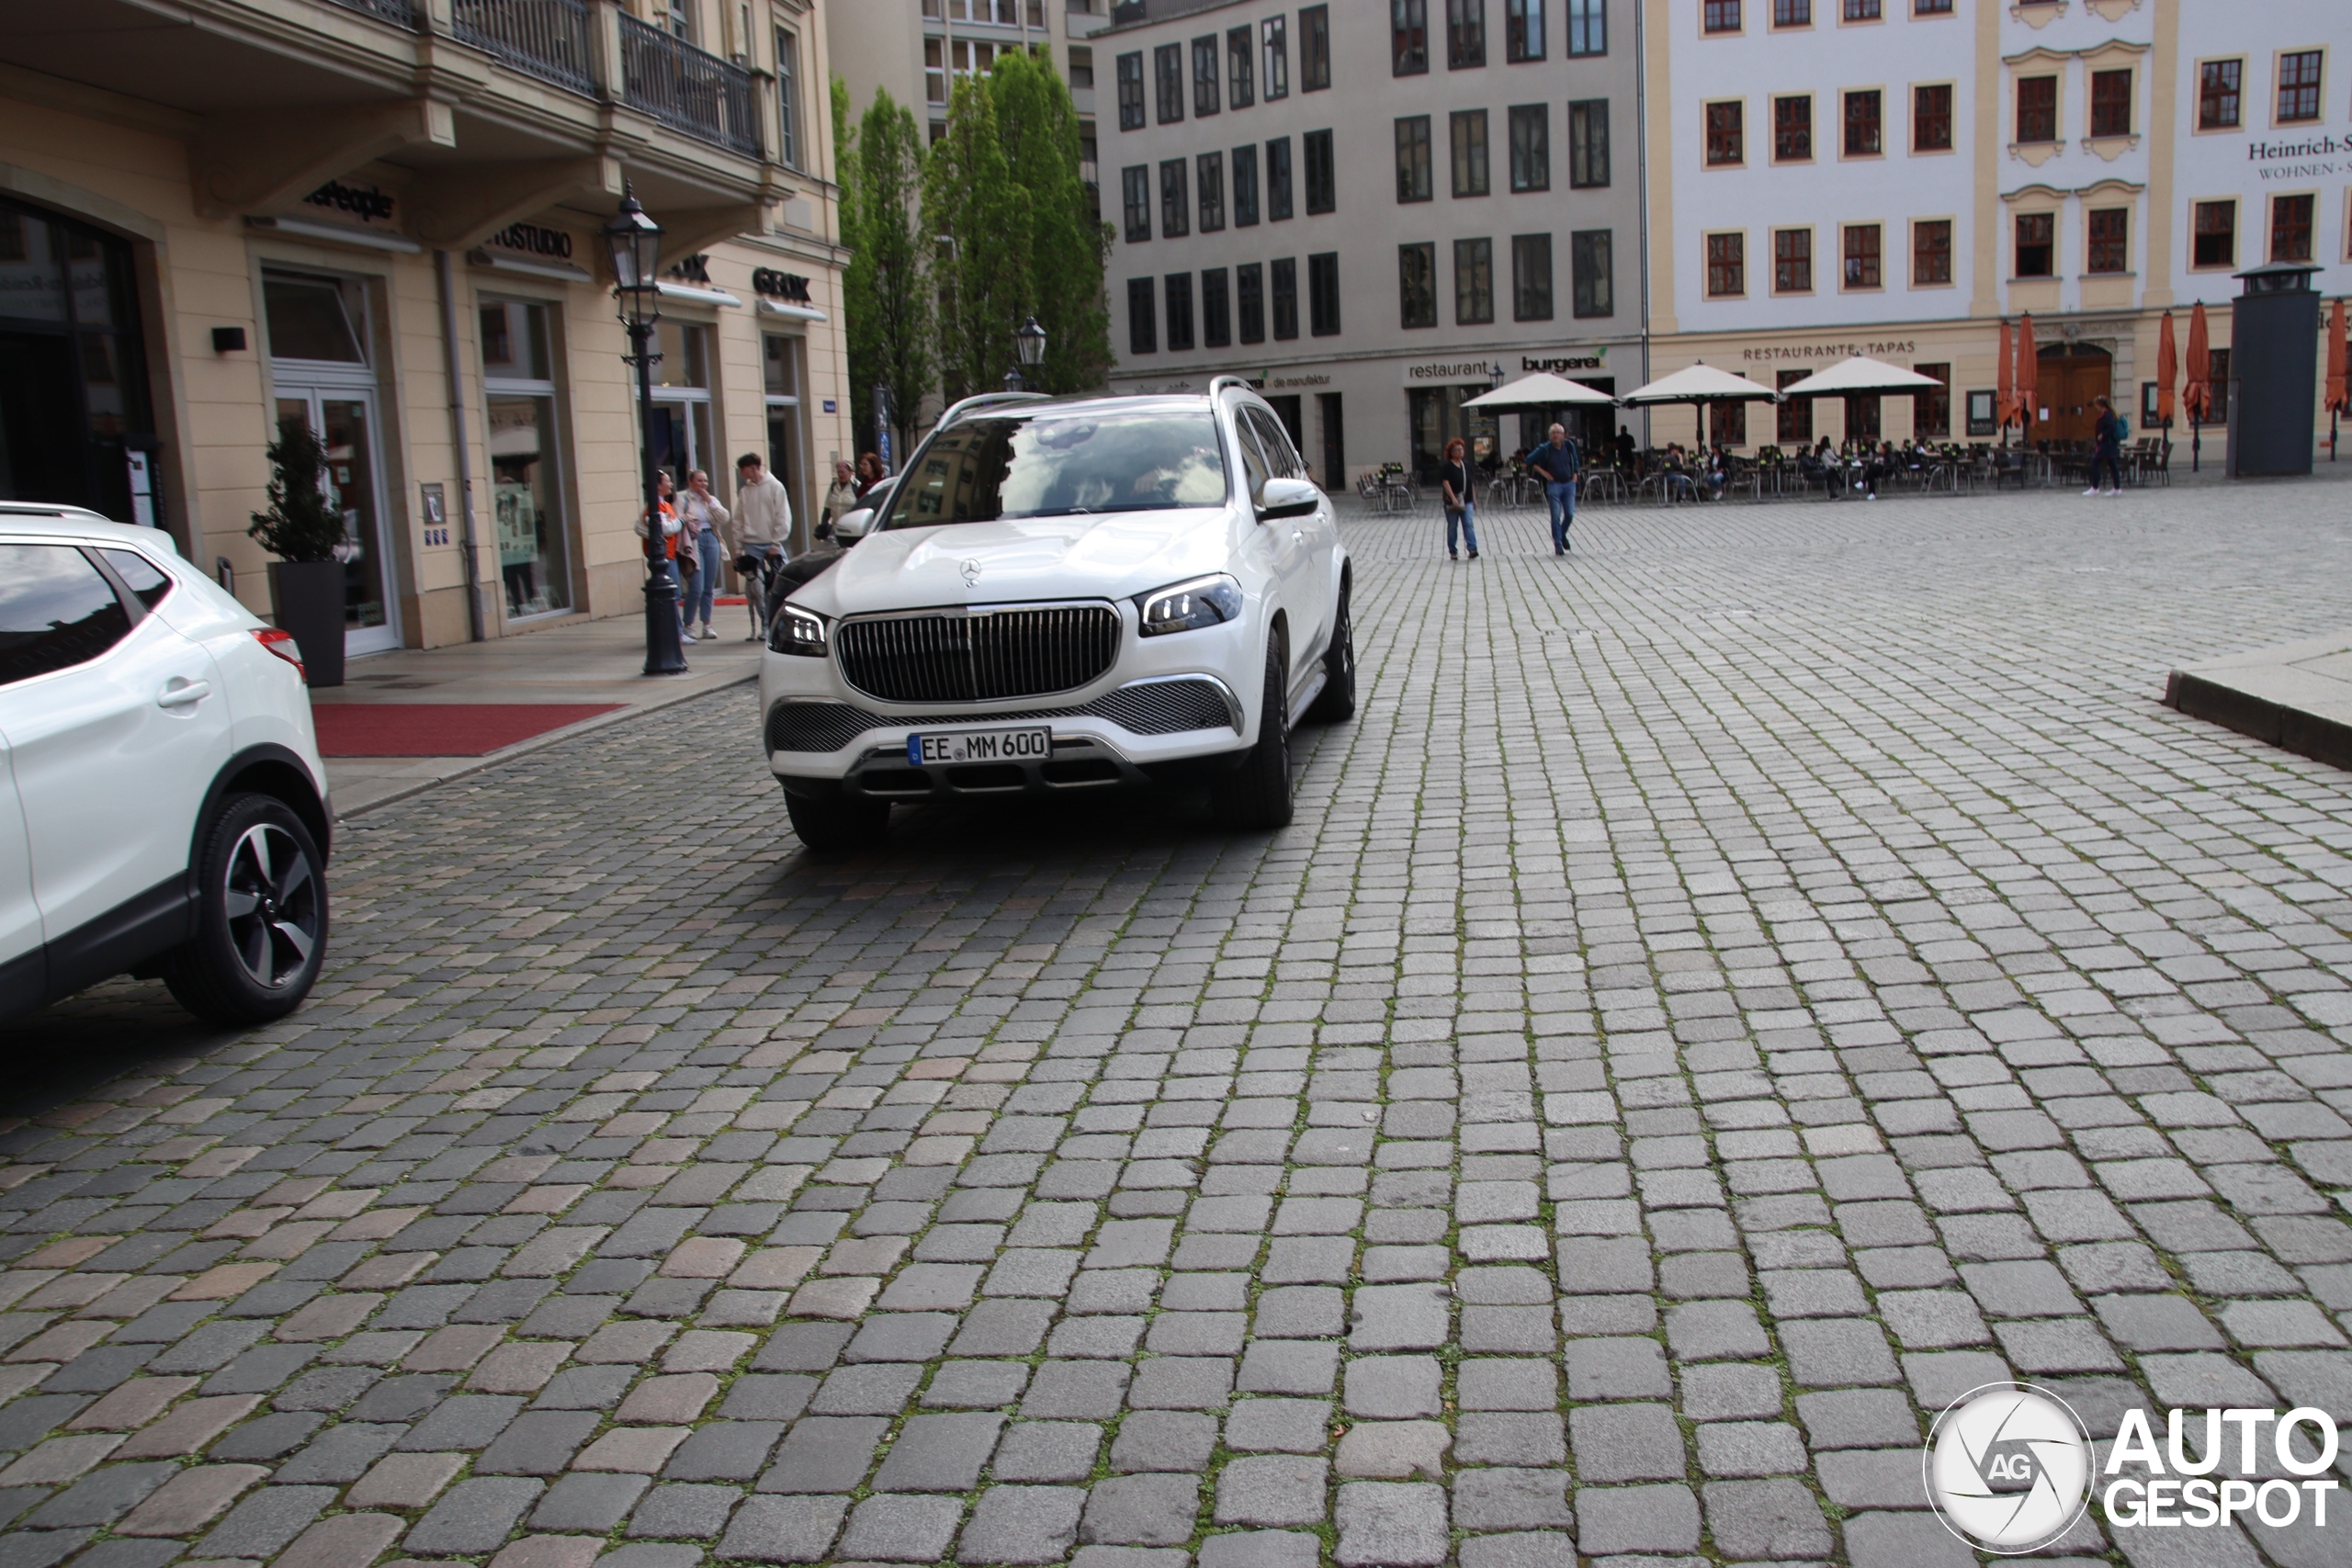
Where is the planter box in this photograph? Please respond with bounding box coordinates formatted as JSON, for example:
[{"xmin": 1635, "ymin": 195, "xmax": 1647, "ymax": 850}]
[{"xmin": 268, "ymin": 559, "xmax": 345, "ymax": 688}]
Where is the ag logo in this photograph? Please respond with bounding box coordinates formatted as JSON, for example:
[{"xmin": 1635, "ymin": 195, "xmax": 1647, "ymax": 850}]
[{"xmin": 1924, "ymin": 1382, "xmax": 2092, "ymax": 1554}]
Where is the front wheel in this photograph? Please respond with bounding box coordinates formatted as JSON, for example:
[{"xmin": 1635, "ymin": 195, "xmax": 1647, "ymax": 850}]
[
  {"xmin": 1212, "ymin": 639, "xmax": 1295, "ymax": 831},
  {"xmin": 1308, "ymin": 587, "xmax": 1356, "ymax": 724},
  {"xmin": 786, "ymin": 787, "xmax": 889, "ymax": 857},
  {"xmin": 162, "ymin": 794, "xmax": 328, "ymax": 1026}
]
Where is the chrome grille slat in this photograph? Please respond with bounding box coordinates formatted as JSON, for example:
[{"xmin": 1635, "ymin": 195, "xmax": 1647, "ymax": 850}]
[{"xmin": 836, "ymin": 604, "xmax": 1120, "ymax": 704}]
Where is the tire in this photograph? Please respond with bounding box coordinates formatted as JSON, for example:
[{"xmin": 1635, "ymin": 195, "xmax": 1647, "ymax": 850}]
[
  {"xmin": 1308, "ymin": 584, "xmax": 1356, "ymax": 724},
  {"xmin": 786, "ymin": 787, "xmax": 890, "ymax": 856},
  {"xmin": 161, "ymin": 793, "xmax": 329, "ymax": 1026},
  {"xmin": 1212, "ymin": 637, "xmax": 1295, "ymax": 830}
]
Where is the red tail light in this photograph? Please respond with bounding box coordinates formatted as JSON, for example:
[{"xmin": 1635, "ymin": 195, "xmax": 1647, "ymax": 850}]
[{"xmin": 254, "ymin": 626, "xmax": 304, "ymax": 679}]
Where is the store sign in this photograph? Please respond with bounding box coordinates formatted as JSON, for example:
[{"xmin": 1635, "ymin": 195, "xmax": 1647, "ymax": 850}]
[
  {"xmin": 1739, "ymin": 339, "xmax": 1918, "ymax": 364},
  {"xmin": 1402, "ymin": 358, "xmax": 1504, "ymax": 385},
  {"xmin": 752, "ymin": 268, "xmax": 815, "ymax": 303},
  {"xmin": 303, "ymin": 180, "xmax": 396, "ymax": 225},
  {"xmin": 667, "ymin": 254, "xmax": 712, "ymax": 284},
  {"xmin": 486, "ymin": 222, "xmax": 575, "ymax": 260},
  {"xmin": 1261, "ymin": 371, "xmax": 1330, "ymax": 389},
  {"xmin": 1522, "ymin": 351, "xmax": 1608, "ymax": 373}
]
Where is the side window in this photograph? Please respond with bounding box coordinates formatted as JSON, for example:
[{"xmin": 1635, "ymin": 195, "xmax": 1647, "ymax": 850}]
[
  {"xmin": 1248, "ymin": 409, "xmax": 1304, "ymax": 477},
  {"xmin": 1232, "ymin": 410, "xmax": 1273, "ymax": 506},
  {"xmin": 0, "ymin": 544, "xmax": 135, "ymax": 686},
  {"xmin": 100, "ymin": 549, "xmax": 174, "ymax": 612}
]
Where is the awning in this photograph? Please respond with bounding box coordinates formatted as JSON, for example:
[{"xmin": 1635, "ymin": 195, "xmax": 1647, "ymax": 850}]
[
  {"xmin": 469, "ymin": 249, "xmax": 593, "ymax": 284},
  {"xmin": 657, "ymin": 281, "xmax": 742, "ymax": 308},
  {"xmin": 244, "ymin": 216, "xmax": 421, "ymax": 254},
  {"xmin": 757, "ymin": 298, "xmax": 828, "ymax": 323}
]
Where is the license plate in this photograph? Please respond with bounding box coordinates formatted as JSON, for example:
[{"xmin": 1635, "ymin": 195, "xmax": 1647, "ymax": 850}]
[{"xmin": 908, "ymin": 728, "xmax": 1051, "ymax": 765}]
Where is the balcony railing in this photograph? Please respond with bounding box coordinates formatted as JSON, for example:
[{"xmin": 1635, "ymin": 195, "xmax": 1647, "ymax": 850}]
[
  {"xmin": 323, "ymin": 0, "xmax": 419, "ymax": 25},
  {"xmin": 618, "ymin": 14, "xmax": 761, "ymax": 159},
  {"xmin": 451, "ymin": 0, "xmax": 596, "ymax": 96}
]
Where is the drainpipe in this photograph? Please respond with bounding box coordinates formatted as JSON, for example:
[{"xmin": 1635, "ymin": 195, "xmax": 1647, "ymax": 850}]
[
  {"xmin": 1633, "ymin": 0, "xmax": 1653, "ymax": 452},
  {"xmin": 435, "ymin": 247, "xmax": 486, "ymax": 643}
]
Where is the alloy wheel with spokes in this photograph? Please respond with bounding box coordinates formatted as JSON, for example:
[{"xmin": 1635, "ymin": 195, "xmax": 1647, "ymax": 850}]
[
  {"xmin": 223, "ymin": 821, "xmax": 321, "ymax": 990},
  {"xmin": 164, "ymin": 793, "xmax": 330, "ymax": 1025}
]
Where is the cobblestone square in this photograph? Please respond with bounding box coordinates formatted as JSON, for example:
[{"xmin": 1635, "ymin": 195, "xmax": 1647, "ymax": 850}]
[{"xmin": 4, "ymin": 482, "xmax": 2352, "ymax": 1567}]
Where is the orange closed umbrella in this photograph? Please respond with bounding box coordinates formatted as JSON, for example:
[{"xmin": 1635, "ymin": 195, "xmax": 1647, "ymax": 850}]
[
  {"xmin": 1996, "ymin": 320, "xmax": 2015, "ymax": 434},
  {"xmin": 2016, "ymin": 313, "xmax": 2039, "ymax": 434},
  {"xmin": 2183, "ymin": 301, "xmax": 2211, "ymax": 472},
  {"xmin": 2155, "ymin": 311, "xmax": 2177, "ymax": 427}
]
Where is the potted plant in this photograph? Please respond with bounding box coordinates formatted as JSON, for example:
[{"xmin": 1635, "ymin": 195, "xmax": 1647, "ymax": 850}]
[{"xmin": 249, "ymin": 419, "xmax": 349, "ymax": 688}]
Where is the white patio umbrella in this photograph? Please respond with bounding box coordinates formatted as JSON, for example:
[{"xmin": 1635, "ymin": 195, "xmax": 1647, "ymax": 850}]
[
  {"xmin": 1462, "ymin": 371, "xmax": 1619, "ymax": 410},
  {"xmin": 1623, "ymin": 362, "xmax": 1781, "ymax": 448},
  {"xmin": 1774, "ymin": 355, "xmax": 1945, "ymax": 398}
]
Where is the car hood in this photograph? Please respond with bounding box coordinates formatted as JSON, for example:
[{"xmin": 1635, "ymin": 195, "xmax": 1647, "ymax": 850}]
[{"xmin": 805, "ymin": 511, "xmax": 1236, "ymax": 615}]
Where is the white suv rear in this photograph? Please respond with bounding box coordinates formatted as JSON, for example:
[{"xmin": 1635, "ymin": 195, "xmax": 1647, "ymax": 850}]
[{"xmin": 0, "ymin": 507, "xmax": 332, "ymax": 1025}]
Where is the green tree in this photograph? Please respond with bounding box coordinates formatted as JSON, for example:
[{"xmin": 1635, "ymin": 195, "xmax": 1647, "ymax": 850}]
[
  {"xmin": 923, "ymin": 74, "xmax": 1033, "ymax": 402},
  {"xmin": 987, "ymin": 51, "xmax": 1112, "ymax": 394},
  {"xmin": 837, "ymin": 81, "xmax": 934, "ymax": 461}
]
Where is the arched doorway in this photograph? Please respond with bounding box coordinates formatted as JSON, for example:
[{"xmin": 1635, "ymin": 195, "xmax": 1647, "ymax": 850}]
[{"xmin": 2035, "ymin": 342, "xmax": 2112, "ymax": 446}]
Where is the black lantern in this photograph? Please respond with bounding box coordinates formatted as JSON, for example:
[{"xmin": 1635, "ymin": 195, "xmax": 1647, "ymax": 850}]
[
  {"xmin": 1005, "ymin": 315, "xmax": 1047, "ymax": 392},
  {"xmin": 605, "ymin": 187, "xmax": 688, "ymax": 675}
]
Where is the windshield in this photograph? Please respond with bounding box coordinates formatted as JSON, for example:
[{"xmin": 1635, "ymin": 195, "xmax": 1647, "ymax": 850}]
[{"xmin": 879, "ymin": 409, "xmax": 1228, "ymax": 528}]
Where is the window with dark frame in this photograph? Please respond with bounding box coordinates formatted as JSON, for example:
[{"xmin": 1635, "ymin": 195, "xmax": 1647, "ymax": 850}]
[
  {"xmin": 2272, "ymin": 193, "xmax": 2315, "ymax": 262},
  {"xmin": 1449, "ymin": 0, "xmax": 1487, "ymax": 67},
  {"xmin": 1394, "ymin": 0, "xmax": 1430, "ymax": 75},
  {"xmin": 1297, "ymin": 8, "xmax": 1325, "ymax": 91},
  {"xmin": 1507, "ymin": 0, "xmax": 1545, "ymax": 61},
  {"xmin": 2016, "ymin": 75, "xmax": 2056, "ymax": 142},
  {"xmin": 1228, "ymin": 28, "xmax": 1254, "ymax": 108},
  {"xmin": 1509, "ymin": 105, "xmax": 1550, "ymax": 191},
  {"xmin": 1164, "ymin": 274, "xmax": 1194, "ymax": 352},
  {"xmin": 1452, "ymin": 110, "xmax": 1491, "ymax": 196},
  {"xmin": 1842, "ymin": 223, "xmax": 1882, "ymax": 288},
  {"xmin": 1155, "ymin": 43, "xmax": 1183, "ymax": 123},
  {"xmin": 1912, "ymin": 363, "xmax": 1950, "ymax": 438},
  {"xmin": 1914, "ymin": 0, "xmax": 1952, "ymax": 13},
  {"xmin": 1706, "ymin": 231, "xmax": 1744, "ymax": 297},
  {"xmin": 1399, "ymin": 242, "xmax": 1438, "ymax": 328},
  {"xmin": 1571, "ymin": 229, "xmax": 1612, "ymax": 317},
  {"xmin": 1914, "ymin": 84, "xmax": 1952, "ymax": 152},
  {"xmin": 1455, "ymin": 236, "xmax": 1495, "ymax": 323},
  {"xmin": 1197, "ymin": 152, "xmax": 1225, "ymax": 231},
  {"xmin": 1774, "ymin": 0, "xmax": 1810, "ymax": 24},
  {"xmin": 1842, "ymin": 0, "xmax": 1879, "ymax": 18},
  {"xmin": 1268, "ymin": 137, "xmax": 1294, "ymax": 219},
  {"xmin": 1308, "ymin": 252, "xmax": 1340, "ymax": 334},
  {"xmin": 1774, "ymin": 228, "xmax": 1812, "ymax": 292},
  {"xmin": 1510, "ymin": 231, "xmax": 1553, "ymax": 320},
  {"xmin": 1121, "ymin": 165, "xmax": 1150, "ymax": 243},
  {"xmin": 1267, "ymin": 14, "xmax": 1294, "ymax": 97},
  {"xmin": 2089, "ymin": 69, "xmax": 2132, "ymax": 138},
  {"xmin": 2278, "ymin": 51, "xmax": 2323, "ymax": 122},
  {"xmin": 1778, "ymin": 368, "xmax": 1813, "ymax": 442},
  {"xmin": 1117, "ymin": 51, "xmax": 1145, "ymax": 130},
  {"xmin": 2192, "ymin": 200, "xmax": 2234, "ymax": 268},
  {"xmin": 2086, "ymin": 208, "xmax": 2128, "ymax": 273},
  {"xmin": 1233, "ymin": 145, "xmax": 1261, "ymax": 226},
  {"xmin": 1203, "ymin": 267, "xmax": 1231, "ymax": 347},
  {"xmin": 2014, "ymin": 211, "xmax": 2054, "ymax": 277},
  {"xmin": 1774, "ymin": 96, "xmax": 1812, "ymax": 160},
  {"xmin": 1127, "ymin": 276, "xmax": 1157, "ymax": 353},
  {"xmin": 1844, "ymin": 89, "xmax": 1882, "ymax": 155},
  {"xmin": 1706, "ymin": 100, "xmax": 1745, "ymax": 165},
  {"xmin": 1704, "ymin": 0, "xmax": 1741, "ymax": 33},
  {"xmin": 1159, "ymin": 159, "xmax": 1190, "ymax": 238},
  {"xmin": 1272, "ymin": 257, "xmax": 1299, "ymax": 341},
  {"xmin": 1568, "ymin": 98, "xmax": 1611, "ymax": 187},
  {"xmin": 2199, "ymin": 60, "xmax": 2241, "ymax": 130},
  {"xmin": 1238, "ymin": 262, "xmax": 1266, "ymax": 344},
  {"xmin": 1567, "ymin": 0, "xmax": 1605, "ymax": 55},
  {"xmin": 1305, "ymin": 130, "xmax": 1337, "ymax": 212},
  {"xmin": 1913, "ymin": 218, "xmax": 1951, "ymax": 285},
  {"xmin": 1193, "ymin": 36, "xmax": 1220, "ymax": 117},
  {"xmin": 1396, "ymin": 116, "xmax": 1433, "ymax": 202}
]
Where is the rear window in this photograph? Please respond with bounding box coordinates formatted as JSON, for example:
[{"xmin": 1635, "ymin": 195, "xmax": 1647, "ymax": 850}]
[{"xmin": 880, "ymin": 410, "xmax": 1228, "ymax": 528}]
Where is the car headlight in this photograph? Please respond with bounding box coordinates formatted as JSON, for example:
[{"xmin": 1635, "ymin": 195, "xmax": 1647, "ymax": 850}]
[
  {"xmin": 1136, "ymin": 574, "xmax": 1244, "ymax": 637},
  {"xmin": 770, "ymin": 602, "xmax": 829, "ymax": 656}
]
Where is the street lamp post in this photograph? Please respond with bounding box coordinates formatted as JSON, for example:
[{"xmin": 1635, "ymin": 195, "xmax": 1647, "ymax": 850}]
[
  {"xmin": 1005, "ymin": 315, "xmax": 1047, "ymax": 393},
  {"xmin": 604, "ymin": 188, "xmax": 689, "ymax": 676}
]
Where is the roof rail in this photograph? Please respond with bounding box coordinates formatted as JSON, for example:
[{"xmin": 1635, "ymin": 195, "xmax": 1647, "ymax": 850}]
[
  {"xmin": 936, "ymin": 390, "xmax": 1051, "ymax": 426},
  {"xmin": 1209, "ymin": 375, "xmax": 1255, "ymax": 400}
]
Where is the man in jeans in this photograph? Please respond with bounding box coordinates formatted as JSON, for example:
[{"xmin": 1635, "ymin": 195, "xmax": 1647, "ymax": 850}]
[
  {"xmin": 1527, "ymin": 423, "xmax": 1582, "ymax": 555},
  {"xmin": 730, "ymin": 452, "xmax": 794, "ymax": 640}
]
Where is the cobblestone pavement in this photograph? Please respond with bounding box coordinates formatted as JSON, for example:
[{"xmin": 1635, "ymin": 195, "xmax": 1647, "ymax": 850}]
[{"xmin": 6, "ymin": 482, "xmax": 2352, "ymax": 1568}]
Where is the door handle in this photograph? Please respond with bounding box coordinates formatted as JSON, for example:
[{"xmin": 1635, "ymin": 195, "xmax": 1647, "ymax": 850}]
[
  {"xmin": 1292, "ymin": 529, "xmax": 1306, "ymax": 544},
  {"xmin": 157, "ymin": 678, "xmax": 210, "ymax": 709}
]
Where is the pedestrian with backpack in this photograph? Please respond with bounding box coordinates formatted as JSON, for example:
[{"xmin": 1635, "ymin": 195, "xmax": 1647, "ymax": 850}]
[{"xmin": 1527, "ymin": 423, "xmax": 1582, "ymax": 555}]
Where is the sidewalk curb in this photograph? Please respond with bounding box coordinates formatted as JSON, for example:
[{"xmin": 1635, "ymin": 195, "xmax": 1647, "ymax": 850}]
[{"xmin": 334, "ymin": 670, "xmax": 758, "ymax": 820}]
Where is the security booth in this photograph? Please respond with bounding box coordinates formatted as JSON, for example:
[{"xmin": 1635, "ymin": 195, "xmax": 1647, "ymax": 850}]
[{"xmin": 2227, "ymin": 261, "xmax": 2322, "ymax": 479}]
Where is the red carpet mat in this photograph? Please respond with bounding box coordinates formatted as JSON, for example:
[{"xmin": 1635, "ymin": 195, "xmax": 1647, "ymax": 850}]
[{"xmin": 311, "ymin": 703, "xmax": 623, "ymax": 757}]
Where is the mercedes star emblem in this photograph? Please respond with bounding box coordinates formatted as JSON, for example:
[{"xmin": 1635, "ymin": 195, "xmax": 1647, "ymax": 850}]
[{"xmin": 961, "ymin": 558, "xmax": 982, "ymax": 586}]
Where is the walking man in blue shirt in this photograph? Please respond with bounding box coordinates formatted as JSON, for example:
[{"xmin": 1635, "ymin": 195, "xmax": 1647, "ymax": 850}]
[{"xmin": 1528, "ymin": 423, "xmax": 1582, "ymax": 555}]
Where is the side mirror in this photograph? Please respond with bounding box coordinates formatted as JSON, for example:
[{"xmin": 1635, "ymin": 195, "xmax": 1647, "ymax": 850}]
[
  {"xmin": 831, "ymin": 507, "xmax": 874, "ymax": 542},
  {"xmin": 1257, "ymin": 476, "xmax": 1320, "ymax": 522}
]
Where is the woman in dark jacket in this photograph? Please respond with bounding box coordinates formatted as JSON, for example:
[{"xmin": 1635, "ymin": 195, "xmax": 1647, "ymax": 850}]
[{"xmin": 1439, "ymin": 438, "xmax": 1480, "ymax": 561}]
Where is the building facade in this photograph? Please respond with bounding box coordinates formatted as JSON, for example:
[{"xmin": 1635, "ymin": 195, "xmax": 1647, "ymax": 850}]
[
  {"xmin": 1097, "ymin": 0, "xmax": 1646, "ymax": 486},
  {"xmin": 0, "ymin": 0, "xmax": 847, "ymax": 655},
  {"xmin": 830, "ymin": 0, "xmax": 1111, "ymax": 158}
]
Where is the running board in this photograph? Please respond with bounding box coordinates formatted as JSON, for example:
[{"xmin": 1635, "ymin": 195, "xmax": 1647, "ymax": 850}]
[{"xmin": 1286, "ymin": 670, "xmax": 1327, "ymax": 731}]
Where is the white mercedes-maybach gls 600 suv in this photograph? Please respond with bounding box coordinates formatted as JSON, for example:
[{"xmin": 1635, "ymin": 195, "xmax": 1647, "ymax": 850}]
[{"xmin": 759, "ymin": 379, "xmax": 1355, "ymax": 852}]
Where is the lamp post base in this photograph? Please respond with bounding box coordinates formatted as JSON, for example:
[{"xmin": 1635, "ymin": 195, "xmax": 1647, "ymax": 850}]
[{"xmin": 643, "ymin": 563, "xmax": 690, "ymax": 675}]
